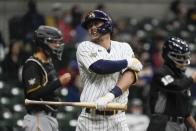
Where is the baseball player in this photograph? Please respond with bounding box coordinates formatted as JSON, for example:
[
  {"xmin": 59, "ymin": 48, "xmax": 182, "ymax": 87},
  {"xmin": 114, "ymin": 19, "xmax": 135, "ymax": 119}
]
[
  {"xmin": 22, "ymin": 26, "xmax": 71, "ymax": 131},
  {"xmin": 147, "ymin": 37, "xmax": 196, "ymax": 131},
  {"xmin": 76, "ymin": 10, "xmax": 143, "ymax": 131}
]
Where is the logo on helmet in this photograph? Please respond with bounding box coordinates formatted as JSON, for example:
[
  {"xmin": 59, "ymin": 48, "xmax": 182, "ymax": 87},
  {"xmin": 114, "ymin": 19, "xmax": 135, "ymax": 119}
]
[{"xmin": 88, "ymin": 12, "xmax": 95, "ymax": 19}]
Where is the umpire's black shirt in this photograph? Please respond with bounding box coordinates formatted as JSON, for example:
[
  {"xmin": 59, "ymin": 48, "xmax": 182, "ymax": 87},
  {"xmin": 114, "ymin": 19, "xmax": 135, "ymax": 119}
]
[
  {"xmin": 149, "ymin": 63, "xmax": 193, "ymax": 117},
  {"xmin": 22, "ymin": 56, "xmax": 61, "ymax": 113}
]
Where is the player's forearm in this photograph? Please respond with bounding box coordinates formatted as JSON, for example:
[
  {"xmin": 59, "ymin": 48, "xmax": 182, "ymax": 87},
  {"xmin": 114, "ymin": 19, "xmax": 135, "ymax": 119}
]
[
  {"xmin": 109, "ymin": 70, "xmax": 137, "ymax": 98},
  {"xmin": 185, "ymin": 115, "xmax": 196, "ymax": 131},
  {"xmin": 116, "ymin": 70, "xmax": 137, "ymax": 92},
  {"xmin": 27, "ymin": 79, "xmax": 61, "ymax": 99}
]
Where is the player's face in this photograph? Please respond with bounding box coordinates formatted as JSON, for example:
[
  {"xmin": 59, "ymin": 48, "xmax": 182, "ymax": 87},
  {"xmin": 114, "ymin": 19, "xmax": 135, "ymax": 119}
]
[
  {"xmin": 47, "ymin": 38, "xmax": 64, "ymax": 60},
  {"xmin": 87, "ymin": 20, "xmax": 104, "ymax": 41},
  {"xmin": 175, "ymin": 63, "xmax": 188, "ymax": 71},
  {"xmin": 48, "ymin": 38, "xmax": 64, "ymax": 50},
  {"xmin": 173, "ymin": 54, "xmax": 190, "ymax": 71}
]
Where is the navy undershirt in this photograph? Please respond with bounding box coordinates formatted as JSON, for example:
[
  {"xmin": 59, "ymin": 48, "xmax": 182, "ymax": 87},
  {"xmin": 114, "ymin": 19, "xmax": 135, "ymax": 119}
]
[{"xmin": 89, "ymin": 59, "xmax": 128, "ymax": 74}]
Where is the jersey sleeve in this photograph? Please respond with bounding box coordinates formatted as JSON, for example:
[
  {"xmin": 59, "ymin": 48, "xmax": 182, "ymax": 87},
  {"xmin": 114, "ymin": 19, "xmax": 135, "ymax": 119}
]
[
  {"xmin": 76, "ymin": 42, "xmax": 103, "ymax": 70},
  {"xmin": 22, "ymin": 61, "xmax": 61, "ymax": 99},
  {"xmin": 154, "ymin": 70, "xmax": 193, "ymax": 93}
]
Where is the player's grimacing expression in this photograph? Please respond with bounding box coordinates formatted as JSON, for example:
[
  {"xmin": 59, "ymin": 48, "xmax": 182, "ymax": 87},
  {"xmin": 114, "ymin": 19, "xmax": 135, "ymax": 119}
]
[{"xmin": 87, "ymin": 20, "xmax": 104, "ymax": 40}]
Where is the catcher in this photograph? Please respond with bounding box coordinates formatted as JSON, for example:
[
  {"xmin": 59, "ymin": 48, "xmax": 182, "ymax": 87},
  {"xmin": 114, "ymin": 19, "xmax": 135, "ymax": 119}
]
[{"xmin": 22, "ymin": 26, "xmax": 71, "ymax": 131}]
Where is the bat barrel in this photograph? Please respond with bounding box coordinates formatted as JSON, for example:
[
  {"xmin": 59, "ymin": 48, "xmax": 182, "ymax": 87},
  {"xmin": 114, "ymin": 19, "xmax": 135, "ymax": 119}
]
[{"xmin": 25, "ymin": 99, "xmax": 127, "ymax": 111}]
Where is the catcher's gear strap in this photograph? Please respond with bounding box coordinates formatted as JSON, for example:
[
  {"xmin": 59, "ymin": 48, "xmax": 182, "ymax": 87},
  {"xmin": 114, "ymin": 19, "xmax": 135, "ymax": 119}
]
[{"xmin": 25, "ymin": 58, "xmax": 48, "ymax": 94}]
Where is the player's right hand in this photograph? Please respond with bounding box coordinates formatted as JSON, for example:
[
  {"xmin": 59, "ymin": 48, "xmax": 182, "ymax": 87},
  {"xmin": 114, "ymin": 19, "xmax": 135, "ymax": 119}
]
[
  {"xmin": 59, "ymin": 73, "xmax": 71, "ymax": 86},
  {"xmin": 95, "ymin": 93, "xmax": 115, "ymax": 111},
  {"xmin": 127, "ymin": 58, "xmax": 143, "ymax": 72}
]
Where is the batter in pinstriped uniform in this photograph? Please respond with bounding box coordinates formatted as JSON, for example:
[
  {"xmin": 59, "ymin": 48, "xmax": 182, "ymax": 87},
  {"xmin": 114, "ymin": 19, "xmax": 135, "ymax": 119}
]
[{"xmin": 76, "ymin": 10, "xmax": 143, "ymax": 131}]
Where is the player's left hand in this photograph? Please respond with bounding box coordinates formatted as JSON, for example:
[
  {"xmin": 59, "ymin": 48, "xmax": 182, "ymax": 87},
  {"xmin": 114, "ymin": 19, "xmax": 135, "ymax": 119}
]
[
  {"xmin": 127, "ymin": 58, "xmax": 143, "ymax": 72},
  {"xmin": 95, "ymin": 93, "xmax": 115, "ymax": 110}
]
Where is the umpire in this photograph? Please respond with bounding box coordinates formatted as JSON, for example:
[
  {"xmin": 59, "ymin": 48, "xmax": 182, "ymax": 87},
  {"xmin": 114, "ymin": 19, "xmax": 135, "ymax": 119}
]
[
  {"xmin": 22, "ymin": 26, "xmax": 71, "ymax": 131},
  {"xmin": 147, "ymin": 37, "xmax": 196, "ymax": 131}
]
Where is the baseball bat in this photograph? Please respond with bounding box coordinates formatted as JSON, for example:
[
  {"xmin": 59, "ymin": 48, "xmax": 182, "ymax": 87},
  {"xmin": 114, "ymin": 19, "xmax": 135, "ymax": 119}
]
[{"xmin": 25, "ymin": 99, "xmax": 127, "ymax": 111}]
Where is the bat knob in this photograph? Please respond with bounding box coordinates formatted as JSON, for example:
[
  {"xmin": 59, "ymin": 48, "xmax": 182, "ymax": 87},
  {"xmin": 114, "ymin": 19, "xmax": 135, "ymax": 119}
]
[{"xmin": 25, "ymin": 99, "xmax": 30, "ymax": 105}]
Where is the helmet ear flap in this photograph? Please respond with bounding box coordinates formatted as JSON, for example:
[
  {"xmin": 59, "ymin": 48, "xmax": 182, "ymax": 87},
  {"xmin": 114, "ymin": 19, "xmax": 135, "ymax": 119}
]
[{"xmin": 97, "ymin": 21, "xmax": 112, "ymax": 34}]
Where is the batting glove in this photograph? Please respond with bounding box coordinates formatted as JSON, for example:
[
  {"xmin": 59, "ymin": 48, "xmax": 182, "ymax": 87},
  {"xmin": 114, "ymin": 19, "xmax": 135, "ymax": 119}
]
[
  {"xmin": 95, "ymin": 93, "xmax": 115, "ymax": 111},
  {"xmin": 127, "ymin": 58, "xmax": 143, "ymax": 72}
]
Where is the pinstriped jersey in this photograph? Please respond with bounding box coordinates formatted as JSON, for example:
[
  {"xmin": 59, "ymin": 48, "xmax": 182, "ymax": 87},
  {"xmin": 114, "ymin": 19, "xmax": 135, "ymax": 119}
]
[{"xmin": 76, "ymin": 40, "xmax": 135, "ymax": 104}]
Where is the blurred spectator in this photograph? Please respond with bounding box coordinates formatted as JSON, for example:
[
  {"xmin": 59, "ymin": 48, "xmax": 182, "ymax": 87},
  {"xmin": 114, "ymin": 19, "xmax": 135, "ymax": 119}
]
[
  {"xmin": 45, "ymin": 2, "xmax": 63, "ymax": 27},
  {"xmin": 8, "ymin": 15, "xmax": 23, "ymax": 40},
  {"xmin": 114, "ymin": 18, "xmax": 132, "ymax": 42},
  {"xmin": 1, "ymin": 40, "xmax": 27, "ymax": 85},
  {"xmin": 70, "ymin": 4, "xmax": 83, "ymax": 28},
  {"xmin": 59, "ymin": 60, "xmax": 81, "ymax": 102},
  {"xmin": 74, "ymin": 24, "xmax": 89, "ymax": 43},
  {"xmin": 187, "ymin": 2, "xmax": 196, "ymax": 25},
  {"xmin": 46, "ymin": 3, "xmax": 75, "ymax": 44},
  {"xmin": 150, "ymin": 29, "xmax": 166, "ymax": 69},
  {"xmin": 126, "ymin": 98, "xmax": 150, "ymax": 131},
  {"xmin": 58, "ymin": 10, "xmax": 75, "ymax": 44},
  {"xmin": 169, "ymin": 0, "xmax": 188, "ymax": 23},
  {"xmin": 66, "ymin": 60, "xmax": 81, "ymax": 102},
  {"xmin": 22, "ymin": 0, "xmax": 45, "ymax": 42},
  {"xmin": 74, "ymin": 10, "xmax": 89, "ymax": 43},
  {"xmin": 0, "ymin": 31, "xmax": 5, "ymax": 48},
  {"xmin": 0, "ymin": 32, "xmax": 6, "ymax": 61},
  {"xmin": 137, "ymin": 51, "xmax": 153, "ymax": 88}
]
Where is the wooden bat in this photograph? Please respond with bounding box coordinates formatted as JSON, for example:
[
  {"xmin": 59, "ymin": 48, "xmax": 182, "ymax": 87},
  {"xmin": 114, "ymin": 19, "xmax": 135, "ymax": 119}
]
[{"xmin": 25, "ymin": 99, "xmax": 127, "ymax": 111}]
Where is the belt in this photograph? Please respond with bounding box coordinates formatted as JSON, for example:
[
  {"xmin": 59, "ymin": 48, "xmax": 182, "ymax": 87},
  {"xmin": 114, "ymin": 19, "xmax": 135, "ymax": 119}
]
[
  {"xmin": 28, "ymin": 110, "xmax": 56, "ymax": 117},
  {"xmin": 85, "ymin": 108, "xmax": 122, "ymax": 116},
  {"xmin": 168, "ymin": 116, "xmax": 184, "ymax": 123}
]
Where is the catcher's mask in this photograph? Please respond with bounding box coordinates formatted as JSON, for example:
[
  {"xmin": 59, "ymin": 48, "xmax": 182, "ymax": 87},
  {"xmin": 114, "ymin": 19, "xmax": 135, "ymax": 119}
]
[
  {"xmin": 34, "ymin": 25, "xmax": 64, "ymax": 60},
  {"xmin": 162, "ymin": 36, "xmax": 191, "ymax": 71}
]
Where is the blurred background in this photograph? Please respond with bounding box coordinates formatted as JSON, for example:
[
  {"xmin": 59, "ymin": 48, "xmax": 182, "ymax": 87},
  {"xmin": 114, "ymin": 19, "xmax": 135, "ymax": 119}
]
[{"xmin": 0, "ymin": 0, "xmax": 196, "ymax": 131}]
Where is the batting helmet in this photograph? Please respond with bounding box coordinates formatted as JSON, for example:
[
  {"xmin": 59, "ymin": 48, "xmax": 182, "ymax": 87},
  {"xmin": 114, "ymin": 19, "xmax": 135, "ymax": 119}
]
[
  {"xmin": 81, "ymin": 10, "xmax": 112, "ymax": 34},
  {"xmin": 34, "ymin": 25, "xmax": 64, "ymax": 60},
  {"xmin": 162, "ymin": 36, "xmax": 190, "ymax": 70}
]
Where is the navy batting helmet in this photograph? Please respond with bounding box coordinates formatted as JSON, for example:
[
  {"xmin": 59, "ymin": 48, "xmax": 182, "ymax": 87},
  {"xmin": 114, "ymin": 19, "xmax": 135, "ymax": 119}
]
[
  {"xmin": 34, "ymin": 25, "xmax": 64, "ymax": 60},
  {"xmin": 81, "ymin": 10, "xmax": 112, "ymax": 34},
  {"xmin": 162, "ymin": 37, "xmax": 190, "ymax": 66}
]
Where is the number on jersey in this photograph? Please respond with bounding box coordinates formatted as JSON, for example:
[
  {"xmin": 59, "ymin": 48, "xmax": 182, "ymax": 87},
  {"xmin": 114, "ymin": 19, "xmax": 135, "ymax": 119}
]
[{"xmin": 161, "ymin": 75, "xmax": 174, "ymax": 86}]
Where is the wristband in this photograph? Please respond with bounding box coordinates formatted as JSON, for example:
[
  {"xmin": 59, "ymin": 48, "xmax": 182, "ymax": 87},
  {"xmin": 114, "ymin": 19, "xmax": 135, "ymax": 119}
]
[{"xmin": 110, "ymin": 85, "xmax": 122, "ymax": 98}]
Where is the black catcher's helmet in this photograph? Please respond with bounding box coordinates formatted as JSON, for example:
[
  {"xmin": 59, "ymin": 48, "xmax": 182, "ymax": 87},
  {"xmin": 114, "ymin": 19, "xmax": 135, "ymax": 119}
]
[
  {"xmin": 162, "ymin": 37, "xmax": 190, "ymax": 69},
  {"xmin": 81, "ymin": 10, "xmax": 112, "ymax": 34},
  {"xmin": 34, "ymin": 25, "xmax": 64, "ymax": 60}
]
